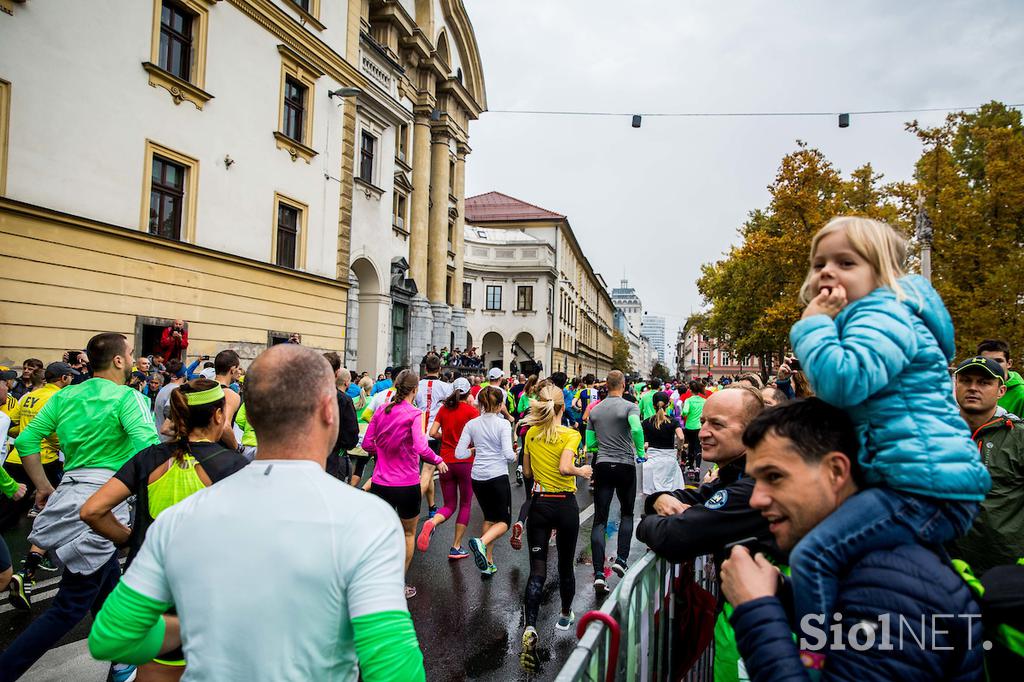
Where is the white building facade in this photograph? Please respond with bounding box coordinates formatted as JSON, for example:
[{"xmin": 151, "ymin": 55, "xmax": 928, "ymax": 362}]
[{"xmin": 461, "ymin": 225, "xmax": 555, "ymax": 374}]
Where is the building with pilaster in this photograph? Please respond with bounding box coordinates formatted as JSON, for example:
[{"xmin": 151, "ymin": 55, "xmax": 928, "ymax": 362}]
[
  {"xmin": 0, "ymin": 0, "xmax": 484, "ymax": 369},
  {"xmin": 344, "ymin": 0, "xmax": 485, "ymax": 374},
  {"xmin": 465, "ymin": 192, "xmax": 615, "ymax": 379},
  {"xmin": 676, "ymin": 327, "xmax": 764, "ymax": 380}
]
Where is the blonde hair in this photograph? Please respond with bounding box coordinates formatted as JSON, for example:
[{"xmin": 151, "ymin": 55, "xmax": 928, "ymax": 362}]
[
  {"xmin": 521, "ymin": 384, "xmax": 564, "ymax": 443},
  {"xmin": 652, "ymin": 392, "xmax": 670, "ymax": 429},
  {"xmin": 799, "ymin": 216, "xmax": 908, "ymax": 304},
  {"xmin": 355, "ymin": 376, "xmax": 373, "ymax": 410}
]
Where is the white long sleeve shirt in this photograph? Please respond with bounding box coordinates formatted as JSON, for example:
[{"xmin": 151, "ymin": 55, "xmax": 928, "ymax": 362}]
[{"xmin": 455, "ymin": 412, "xmax": 515, "ymax": 481}]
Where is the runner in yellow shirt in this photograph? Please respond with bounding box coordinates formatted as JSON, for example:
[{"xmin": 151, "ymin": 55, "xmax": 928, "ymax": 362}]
[{"xmin": 518, "ymin": 384, "xmax": 592, "ymax": 671}]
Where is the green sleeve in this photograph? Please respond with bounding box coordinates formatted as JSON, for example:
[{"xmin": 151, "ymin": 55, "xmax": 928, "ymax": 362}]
[
  {"xmin": 627, "ymin": 413, "xmax": 645, "ymax": 458},
  {"xmin": 235, "ymin": 404, "xmax": 248, "ymax": 430},
  {"xmin": 585, "ymin": 424, "xmax": 598, "ymax": 453},
  {"xmin": 0, "ymin": 464, "xmax": 18, "ymax": 497},
  {"xmin": 352, "ymin": 610, "xmax": 425, "ymax": 682},
  {"xmin": 120, "ymin": 391, "xmax": 161, "ymax": 454},
  {"xmin": 12, "ymin": 392, "xmax": 60, "ymax": 458},
  {"xmin": 517, "ymin": 393, "xmax": 530, "ymax": 414},
  {"xmin": 88, "ymin": 580, "xmax": 172, "ymax": 664}
]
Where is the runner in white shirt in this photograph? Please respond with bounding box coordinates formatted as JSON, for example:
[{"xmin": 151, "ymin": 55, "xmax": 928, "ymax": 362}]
[
  {"xmin": 456, "ymin": 386, "xmax": 516, "ymax": 574},
  {"xmin": 414, "ymin": 354, "xmax": 452, "ymax": 519},
  {"xmin": 87, "ymin": 344, "xmax": 425, "ymax": 681}
]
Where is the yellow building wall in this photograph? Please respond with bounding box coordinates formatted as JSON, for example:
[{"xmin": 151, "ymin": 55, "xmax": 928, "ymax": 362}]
[{"xmin": 0, "ymin": 200, "xmax": 347, "ymax": 363}]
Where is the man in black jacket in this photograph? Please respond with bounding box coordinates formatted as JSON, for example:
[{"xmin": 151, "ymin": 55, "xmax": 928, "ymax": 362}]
[
  {"xmin": 636, "ymin": 385, "xmax": 775, "ymax": 565},
  {"xmin": 323, "ymin": 354, "xmax": 360, "ymax": 481},
  {"xmin": 721, "ymin": 399, "xmax": 983, "ymax": 681}
]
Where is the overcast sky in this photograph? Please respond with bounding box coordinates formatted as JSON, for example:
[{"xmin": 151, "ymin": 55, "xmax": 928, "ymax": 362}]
[{"xmin": 462, "ymin": 0, "xmax": 1024, "ymax": 350}]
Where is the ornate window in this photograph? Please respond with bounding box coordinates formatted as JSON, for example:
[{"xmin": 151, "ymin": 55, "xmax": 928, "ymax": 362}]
[
  {"xmin": 275, "ymin": 45, "xmax": 322, "ymax": 163},
  {"xmin": 140, "ymin": 140, "xmax": 198, "ymax": 243},
  {"xmin": 143, "ymin": 0, "xmax": 214, "ymax": 109},
  {"xmin": 517, "ymin": 286, "xmax": 534, "ymax": 312},
  {"xmin": 271, "ymin": 193, "xmax": 309, "ymax": 270}
]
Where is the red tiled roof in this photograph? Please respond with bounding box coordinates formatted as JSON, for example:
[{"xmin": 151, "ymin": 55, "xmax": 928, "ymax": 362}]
[{"xmin": 465, "ymin": 191, "xmax": 566, "ymax": 223}]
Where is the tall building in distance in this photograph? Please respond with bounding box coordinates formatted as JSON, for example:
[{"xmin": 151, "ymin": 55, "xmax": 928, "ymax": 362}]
[
  {"xmin": 611, "ymin": 279, "xmax": 643, "ymax": 336},
  {"xmin": 641, "ymin": 313, "xmax": 666, "ymax": 365}
]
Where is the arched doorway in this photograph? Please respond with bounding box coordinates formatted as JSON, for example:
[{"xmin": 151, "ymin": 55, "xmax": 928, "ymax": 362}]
[
  {"xmin": 481, "ymin": 331, "xmax": 504, "ymax": 371},
  {"xmin": 348, "ymin": 257, "xmax": 387, "ymax": 375},
  {"xmin": 513, "ymin": 332, "xmax": 538, "ymax": 376}
]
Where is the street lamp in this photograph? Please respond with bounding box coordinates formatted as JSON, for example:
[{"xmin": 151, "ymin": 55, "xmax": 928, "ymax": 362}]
[
  {"xmin": 915, "ymin": 191, "xmax": 934, "ymax": 282},
  {"xmin": 328, "ymin": 87, "xmax": 362, "ymax": 99}
]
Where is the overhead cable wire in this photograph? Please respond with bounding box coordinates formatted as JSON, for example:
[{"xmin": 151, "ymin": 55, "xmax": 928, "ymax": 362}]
[{"xmin": 486, "ymin": 103, "xmax": 1024, "ymax": 118}]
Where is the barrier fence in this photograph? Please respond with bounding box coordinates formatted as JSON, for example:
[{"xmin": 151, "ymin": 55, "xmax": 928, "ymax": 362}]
[{"xmin": 555, "ymin": 553, "xmax": 718, "ymax": 682}]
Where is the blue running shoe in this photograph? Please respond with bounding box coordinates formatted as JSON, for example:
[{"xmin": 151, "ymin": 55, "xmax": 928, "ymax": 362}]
[
  {"xmin": 448, "ymin": 547, "xmax": 469, "ymax": 560},
  {"xmin": 111, "ymin": 663, "xmax": 137, "ymax": 682},
  {"xmin": 555, "ymin": 610, "xmax": 576, "ymax": 631}
]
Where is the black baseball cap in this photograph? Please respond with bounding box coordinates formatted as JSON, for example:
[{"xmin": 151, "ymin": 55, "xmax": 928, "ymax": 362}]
[
  {"xmin": 0, "ymin": 369, "xmax": 17, "ymax": 381},
  {"xmin": 953, "ymin": 356, "xmax": 1006, "ymax": 382},
  {"xmin": 46, "ymin": 361, "xmax": 81, "ymax": 378}
]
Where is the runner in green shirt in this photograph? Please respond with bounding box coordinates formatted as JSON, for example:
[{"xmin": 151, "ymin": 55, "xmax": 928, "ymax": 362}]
[{"xmin": 2, "ymin": 332, "xmax": 159, "ymax": 682}]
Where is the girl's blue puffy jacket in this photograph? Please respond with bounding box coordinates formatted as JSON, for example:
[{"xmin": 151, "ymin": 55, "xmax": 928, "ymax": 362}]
[{"xmin": 790, "ymin": 275, "xmax": 990, "ymax": 501}]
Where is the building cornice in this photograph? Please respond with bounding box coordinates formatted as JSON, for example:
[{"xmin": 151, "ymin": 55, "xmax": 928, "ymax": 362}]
[{"xmin": 227, "ymin": 0, "xmax": 367, "ymax": 89}]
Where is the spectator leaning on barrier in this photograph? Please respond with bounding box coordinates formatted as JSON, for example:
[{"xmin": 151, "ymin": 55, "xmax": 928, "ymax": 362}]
[
  {"xmin": 636, "ymin": 385, "xmax": 775, "ymax": 566},
  {"xmin": 721, "ymin": 398, "xmax": 983, "ymax": 682},
  {"xmin": 977, "ymin": 339, "xmax": 1024, "ymax": 418},
  {"xmin": 950, "ymin": 356, "xmax": 1024, "ymax": 575}
]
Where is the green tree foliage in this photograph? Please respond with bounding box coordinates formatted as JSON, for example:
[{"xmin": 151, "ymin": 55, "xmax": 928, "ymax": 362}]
[
  {"xmin": 612, "ymin": 330, "xmax": 633, "ymax": 373},
  {"xmin": 904, "ymin": 102, "xmax": 1024, "ymax": 360},
  {"xmin": 651, "ymin": 362, "xmax": 671, "ymax": 382},
  {"xmin": 695, "ymin": 102, "xmax": 1024, "ymax": 367}
]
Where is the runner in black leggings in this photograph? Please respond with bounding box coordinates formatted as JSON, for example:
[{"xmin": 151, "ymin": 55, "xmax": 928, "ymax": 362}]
[
  {"xmin": 518, "ymin": 385, "xmax": 592, "ymax": 672},
  {"xmin": 584, "ymin": 370, "xmax": 644, "ymax": 593}
]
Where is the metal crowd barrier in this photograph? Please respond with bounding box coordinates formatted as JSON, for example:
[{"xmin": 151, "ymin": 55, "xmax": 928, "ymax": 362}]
[{"xmin": 555, "ymin": 553, "xmax": 717, "ymax": 682}]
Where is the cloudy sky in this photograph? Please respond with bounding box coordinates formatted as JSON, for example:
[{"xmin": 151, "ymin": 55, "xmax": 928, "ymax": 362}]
[{"xmin": 462, "ymin": 0, "xmax": 1024, "ymax": 352}]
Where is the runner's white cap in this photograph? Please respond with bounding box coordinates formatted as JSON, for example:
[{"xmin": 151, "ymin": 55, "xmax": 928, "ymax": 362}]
[
  {"xmin": 487, "ymin": 367, "xmax": 504, "ymax": 380},
  {"xmin": 453, "ymin": 377, "xmax": 471, "ymax": 393}
]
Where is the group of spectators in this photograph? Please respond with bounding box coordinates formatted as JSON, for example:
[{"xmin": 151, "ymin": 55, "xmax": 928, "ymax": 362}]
[{"xmin": 425, "ymin": 346, "xmax": 484, "ymax": 369}]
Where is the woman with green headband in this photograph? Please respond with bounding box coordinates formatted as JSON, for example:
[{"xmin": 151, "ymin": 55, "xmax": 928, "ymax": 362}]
[{"xmin": 82, "ymin": 378, "xmax": 248, "ymax": 681}]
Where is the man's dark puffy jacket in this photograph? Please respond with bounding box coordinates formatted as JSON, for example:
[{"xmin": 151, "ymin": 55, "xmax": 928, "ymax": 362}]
[{"xmin": 732, "ymin": 543, "xmax": 984, "ymax": 681}]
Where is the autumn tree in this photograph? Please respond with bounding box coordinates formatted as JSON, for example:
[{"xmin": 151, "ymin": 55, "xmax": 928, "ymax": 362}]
[
  {"xmin": 901, "ymin": 102, "xmax": 1024, "ymax": 360},
  {"xmin": 697, "ymin": 143, "xmax": 902, "ymax": 376},
  {"xmin": 611, "ymin": 330, "xmax": 633, "ymax": 373}
]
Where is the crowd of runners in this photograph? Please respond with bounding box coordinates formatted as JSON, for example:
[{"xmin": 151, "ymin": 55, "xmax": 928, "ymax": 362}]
[{"xmin": 0, "ymin": 217, "xmax": 1023, "ymax": 680}]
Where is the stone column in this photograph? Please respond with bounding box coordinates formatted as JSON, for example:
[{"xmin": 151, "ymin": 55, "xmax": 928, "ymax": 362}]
[
  {"xmin": 408, "ymin": 107, "xmax": 432, "ymax": 293},
  {"xmin": 449, "ymin": 143, "xmax": 469, "ymax": 351},
  {"xmin": 427, "ymin": 129, "xmax": 451, "ymax": 303},
  {"xmin": 428, "ymin": 127, "xmax": 452, "ymax": 349},
  {"xmin": 344, "ymin": 272, "xmax": 359, "ymax": 368},
  {"xmin": 408, "ymin": 105, "xmax": 434, "ymax": 360},
  {"xmin": 503, "ymin": 338, "xmax": 515, "ymax": 377}
]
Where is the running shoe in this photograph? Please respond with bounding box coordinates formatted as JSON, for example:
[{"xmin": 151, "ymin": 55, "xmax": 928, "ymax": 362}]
[
  {"xmin": 416, "ymin": 520, "xmax": 435, "ymax": 552},
  {"xmin": 468, "ymin": 537, "xmax": 489, "ymax": 571},
  {"xmin": 515, "ymin": 466, "xmax": 523, "ymax": 486},
  {"xmin": 27, "ymin": 505, "xmax": 42, "ymax": 519},
  {"xmin": 509, "ymin": 522, "xmax": 524, "ymax": 550},
  {"xmin": 482, "ymin": 562, "xmax": 497, "ymax": 577},
  {"xmin": 520, "ymin": 626, "xmax": 539, "ymax": 672},
  {"xmin": 612, "ymin": 559, "xmax": 628, "ymax": 578},
  {"xmin": 110, "ymin": 663, "xmax": 137, "ymax": 682},
  {"xmin": 594, "ymin": 574, "xmax": 609, "ymax": 594},
  {"xmin": 448, "ymin": 547, "xmax": 469, "ymax": 560},
  {"xmin": 555, "ymin": 610, "xmax": 576, "ymax": 631},
  {"xmin": 427, "ymin": 505, "xmax": 439, "ymax": 520},
  {"xmin": 8, "ymin": 573, "xmax": 32, "ymax": 610},
  {"xmin": 37, "ymin": 556, "xmax": 59, "ymax": 573},
  {"xmin": 404, "ymin": 585, "xmax": 417, "ymax": 599}
]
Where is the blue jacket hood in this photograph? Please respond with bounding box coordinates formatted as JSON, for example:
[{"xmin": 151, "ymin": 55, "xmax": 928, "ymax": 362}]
[{"xmin": 897, "ymin": 275, "xmax": 957, "ymax": 362}]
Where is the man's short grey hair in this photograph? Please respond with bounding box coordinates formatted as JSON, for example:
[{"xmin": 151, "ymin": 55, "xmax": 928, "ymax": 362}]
[
  {"xmin": 337, "ymin": 367, "xmax": 351, "ymax": 386},
  {"xmin": 245, "ymin": 345, "xmax": 334, "ymax": 443}
]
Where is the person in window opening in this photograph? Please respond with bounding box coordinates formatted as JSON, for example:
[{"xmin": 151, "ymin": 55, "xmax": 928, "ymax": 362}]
[
  {"xmin": 288, "ymin": 333, "xmax": 302, "ymax": 345},
  {"xmin": 155, "ymin": 320, "xmax": 189, "ymax": 363}
]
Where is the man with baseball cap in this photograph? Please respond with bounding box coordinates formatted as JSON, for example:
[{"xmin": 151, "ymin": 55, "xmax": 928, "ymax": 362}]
[{"xmin": 950, "ymin": 356, "xmax": 1024, "ymax": 574}]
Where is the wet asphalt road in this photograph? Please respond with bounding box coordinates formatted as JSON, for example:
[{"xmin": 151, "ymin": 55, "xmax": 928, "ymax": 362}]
[{"xmin": 0, "ymin": 462, "xmax": 652, "ymax": 681}]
